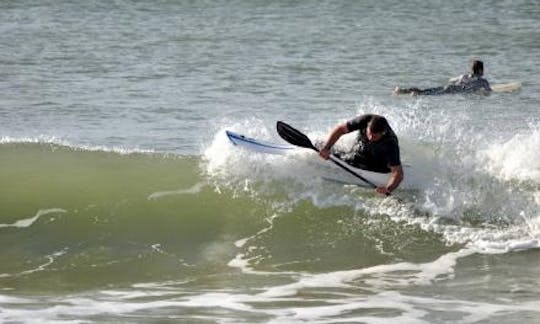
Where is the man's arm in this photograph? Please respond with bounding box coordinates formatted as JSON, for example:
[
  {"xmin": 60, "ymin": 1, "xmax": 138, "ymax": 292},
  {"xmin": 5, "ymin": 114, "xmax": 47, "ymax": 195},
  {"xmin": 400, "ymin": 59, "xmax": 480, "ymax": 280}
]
[
  {"xmin": 448, "ymin": 74, "xmax": 466, "ymax": 85},
  {"xmin": 376, "ymin": 164, "xmax": 404, "ymax": 195},
  {"xmin": 319, "ymin": 123, "xmax": 349, "ymax": 160},
  {"xmin": 448, "ymin": 75, "xmax": 460, "ymax": 84},
  {"xmin": 483, "ymin": 79, "xmax": 492, "ymax": 91}
]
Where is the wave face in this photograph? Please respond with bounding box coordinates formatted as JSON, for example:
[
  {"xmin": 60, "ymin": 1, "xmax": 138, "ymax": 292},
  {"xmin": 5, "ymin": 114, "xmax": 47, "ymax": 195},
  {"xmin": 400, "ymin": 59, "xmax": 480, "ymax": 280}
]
[
  {"xmin": 0, "ymin": 144, "xmax": 248, "ymax": 289},
  {"xmin": 1, "ymin": 141, "xmax": 539, "ymax": 322},
  {"xmin": 0, "ymin": 143, "xmax": 444, "ymax": 287}
]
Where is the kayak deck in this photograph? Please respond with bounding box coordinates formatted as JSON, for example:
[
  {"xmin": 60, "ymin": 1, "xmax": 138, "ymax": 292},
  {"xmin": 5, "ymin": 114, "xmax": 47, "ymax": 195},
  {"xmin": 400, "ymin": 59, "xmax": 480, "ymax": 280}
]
[{"xmin": 225, "ymin": 130, "xmax": 392, "ymax": 188}]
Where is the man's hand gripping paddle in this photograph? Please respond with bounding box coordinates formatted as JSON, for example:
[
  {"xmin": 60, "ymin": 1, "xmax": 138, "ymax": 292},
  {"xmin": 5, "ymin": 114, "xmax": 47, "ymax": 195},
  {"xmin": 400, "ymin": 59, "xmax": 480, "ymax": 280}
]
[{"xmin": 276, "ymin": 121, "xmax": 390, "ymax": 195}]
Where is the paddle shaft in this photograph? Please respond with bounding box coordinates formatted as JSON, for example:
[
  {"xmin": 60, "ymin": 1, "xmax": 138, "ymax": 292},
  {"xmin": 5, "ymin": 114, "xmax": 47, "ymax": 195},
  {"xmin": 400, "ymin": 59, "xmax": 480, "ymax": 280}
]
[
  {"xmin": 319, "ymin": 148, "xmax": 391, "ymax": 195},
  {"xmin": 329, "ymin": 155, "xmax": 377, "ymax": 188}
]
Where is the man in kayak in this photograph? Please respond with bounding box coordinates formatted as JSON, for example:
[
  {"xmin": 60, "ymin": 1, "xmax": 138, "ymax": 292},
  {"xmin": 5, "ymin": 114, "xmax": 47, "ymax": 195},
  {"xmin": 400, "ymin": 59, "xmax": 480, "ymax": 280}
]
[
  {"xmin": 393, "ymin": 59, "xmax": 491, "ymax": 96},
  {"xmin": 319, "ymin": 114, "xmax": 403, "ymax": 195}
]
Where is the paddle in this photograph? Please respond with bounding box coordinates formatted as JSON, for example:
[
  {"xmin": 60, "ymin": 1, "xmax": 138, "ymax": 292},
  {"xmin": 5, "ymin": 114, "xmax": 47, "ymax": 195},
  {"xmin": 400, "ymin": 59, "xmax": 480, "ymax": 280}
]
[{"xmin": 276, "ymin": 121, "xmax": 385, "ymax": 192}]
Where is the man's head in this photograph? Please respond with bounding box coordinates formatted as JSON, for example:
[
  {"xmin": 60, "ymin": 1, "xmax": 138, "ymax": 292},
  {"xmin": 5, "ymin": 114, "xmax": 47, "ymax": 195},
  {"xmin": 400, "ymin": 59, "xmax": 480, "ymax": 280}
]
[
  {"xmin": 471, "ymin": 59, "xmax": 484, "ymax": 76},
  {"xmin": 366, "ymin": 115, "xmax": 388, "ymax": 142}
]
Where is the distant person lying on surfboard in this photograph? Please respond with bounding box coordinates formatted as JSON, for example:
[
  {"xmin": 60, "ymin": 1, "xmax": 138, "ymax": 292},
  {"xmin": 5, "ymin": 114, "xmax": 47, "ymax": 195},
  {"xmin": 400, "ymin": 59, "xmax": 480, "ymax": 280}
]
[
  {"xmin": 393, "ymin": 59, "xmax": 491, "ymax": 96},
  {"xmin": 319, "ymin": 114, "xmax": 404, "ymax": 195}
]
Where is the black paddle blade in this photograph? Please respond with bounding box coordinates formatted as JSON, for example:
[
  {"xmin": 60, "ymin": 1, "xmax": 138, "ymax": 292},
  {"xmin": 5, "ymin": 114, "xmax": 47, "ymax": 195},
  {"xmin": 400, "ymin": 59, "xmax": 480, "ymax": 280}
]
[{"xmin": 276, "ymin": 121, "xmax": 317, "ymax": 151}]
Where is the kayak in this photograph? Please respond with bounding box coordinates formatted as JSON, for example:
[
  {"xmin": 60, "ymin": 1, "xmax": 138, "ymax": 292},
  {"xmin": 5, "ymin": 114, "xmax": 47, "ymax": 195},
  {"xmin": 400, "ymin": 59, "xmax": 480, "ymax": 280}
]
[
  {"xmin": 225, "ymin": 130, "xmax": 393, "ymax": 188},
  {"xmin": 226, "ymin": 130, "xmax": 295, "ymax": 154}
]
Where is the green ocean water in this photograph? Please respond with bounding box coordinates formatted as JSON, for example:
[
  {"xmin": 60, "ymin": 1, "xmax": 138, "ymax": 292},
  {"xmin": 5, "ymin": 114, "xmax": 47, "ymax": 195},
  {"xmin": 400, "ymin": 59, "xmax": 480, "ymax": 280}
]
[
  {"xmin": 0, "ymin": 143, "xmax": 448, "ymax": 291},
  {"xmin": 2, "ymin": 144, "xmax": 539, "ymax": 323},
  {"xmin": 0, "ymin": 144, "xmax": 253, "ymax": 290}
]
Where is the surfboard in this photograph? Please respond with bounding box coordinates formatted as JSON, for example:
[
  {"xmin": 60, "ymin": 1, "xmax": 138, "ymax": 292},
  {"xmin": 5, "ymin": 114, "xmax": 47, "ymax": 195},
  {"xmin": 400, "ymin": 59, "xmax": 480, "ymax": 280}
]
[
  {"xmin": 225, "ymin": 130, "xmax": 393, "ymax": 188},
  {"xmin": 491, "ymin": 81, "xmax": 521, "ymax": 93},
  {"xmin": 392, "ymin": 81, "xmax": 521, "ymax": 96}
]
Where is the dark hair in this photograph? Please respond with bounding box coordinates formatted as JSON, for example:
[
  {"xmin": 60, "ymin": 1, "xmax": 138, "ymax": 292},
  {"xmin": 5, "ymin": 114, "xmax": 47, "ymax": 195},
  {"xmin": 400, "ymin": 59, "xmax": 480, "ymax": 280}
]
[
  {"xmin": 367, "ymin": 115, "xmax": 388, "ymax": 135},
  {"xmin": 471, "ymin": 60, "xmax": 484, "ymax": 75}
]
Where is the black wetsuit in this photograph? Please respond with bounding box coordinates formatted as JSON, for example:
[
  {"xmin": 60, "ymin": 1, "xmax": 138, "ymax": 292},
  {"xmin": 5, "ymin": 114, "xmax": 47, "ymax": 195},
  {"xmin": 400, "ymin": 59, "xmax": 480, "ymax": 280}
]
[
  {"xmin": 402, "ymin": 73, "xmax": 491, "ymax": 95},
  {"xmin": 336, "ymin": 114, "xmax": 401, "ymax": 173}
]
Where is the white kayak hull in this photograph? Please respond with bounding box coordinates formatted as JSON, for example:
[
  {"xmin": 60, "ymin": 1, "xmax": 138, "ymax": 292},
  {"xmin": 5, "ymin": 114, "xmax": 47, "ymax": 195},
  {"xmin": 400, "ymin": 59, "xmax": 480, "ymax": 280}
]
[{"xmin": 226, "ymin": 130, "xmax": 392, "ymax": 188}]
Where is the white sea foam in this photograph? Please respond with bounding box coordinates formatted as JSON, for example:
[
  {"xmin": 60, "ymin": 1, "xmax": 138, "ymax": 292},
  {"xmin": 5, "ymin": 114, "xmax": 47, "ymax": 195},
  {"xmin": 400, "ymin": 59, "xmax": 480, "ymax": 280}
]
[
  {"xmin": 259, "ymin": 248, "xmax": 475, "ymax": 298},
  {"xmin": 229, "ymin": 213, "xmax": 292, "ymax": 275},
  {"xmin": 480, "ymin": 125, "xmax": 540, "ymax": 183},
  {"xmin": 0, "ymin": 208, "xmax": 66, "ymax": 229},
  {"xmin": 0, "ymin": 136, "xmax": 155, "ymax": 155},
  {"xmin": 360, "ymin": 196, "xmax": 540, "ymax": 254},
  {"xmin": 4, "ymin": 248, "xmax": 539, "ymax": 323},
  {"xmin": 205, "ymin": 114, "xmax": 540, "ymax": 257},
  {"xmin": 0, "ymin": 249, "xmax": 68, "ymax": 279},
  {"xmin": 203, "ymin": 123, "xmax": 325, "ymax": 195},
  {"xmin": 147, "ymin": 182, "xmax": 205, "ymax": 200},
  {"xmin": 203, "ymin": 119, "xmax": 282, "ymax": 175},
  {"xmin": 2, "ymin": 285, "xmax": 538, "ymax": 324}
]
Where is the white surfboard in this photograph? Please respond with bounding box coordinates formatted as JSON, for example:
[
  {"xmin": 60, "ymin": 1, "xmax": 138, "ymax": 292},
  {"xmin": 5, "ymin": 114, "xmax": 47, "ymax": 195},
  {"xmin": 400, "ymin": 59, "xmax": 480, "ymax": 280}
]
[{"xmin": 491, "ymin": 81, "xmax": 521, "ymax": 93}]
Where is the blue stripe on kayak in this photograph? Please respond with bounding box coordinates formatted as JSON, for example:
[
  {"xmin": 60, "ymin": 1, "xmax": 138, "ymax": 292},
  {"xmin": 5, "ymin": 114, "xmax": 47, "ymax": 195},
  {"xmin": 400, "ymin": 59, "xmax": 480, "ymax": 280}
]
[{"xmin": 226, "ymin": 130, "xmax": 295, "ymax": 150}]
